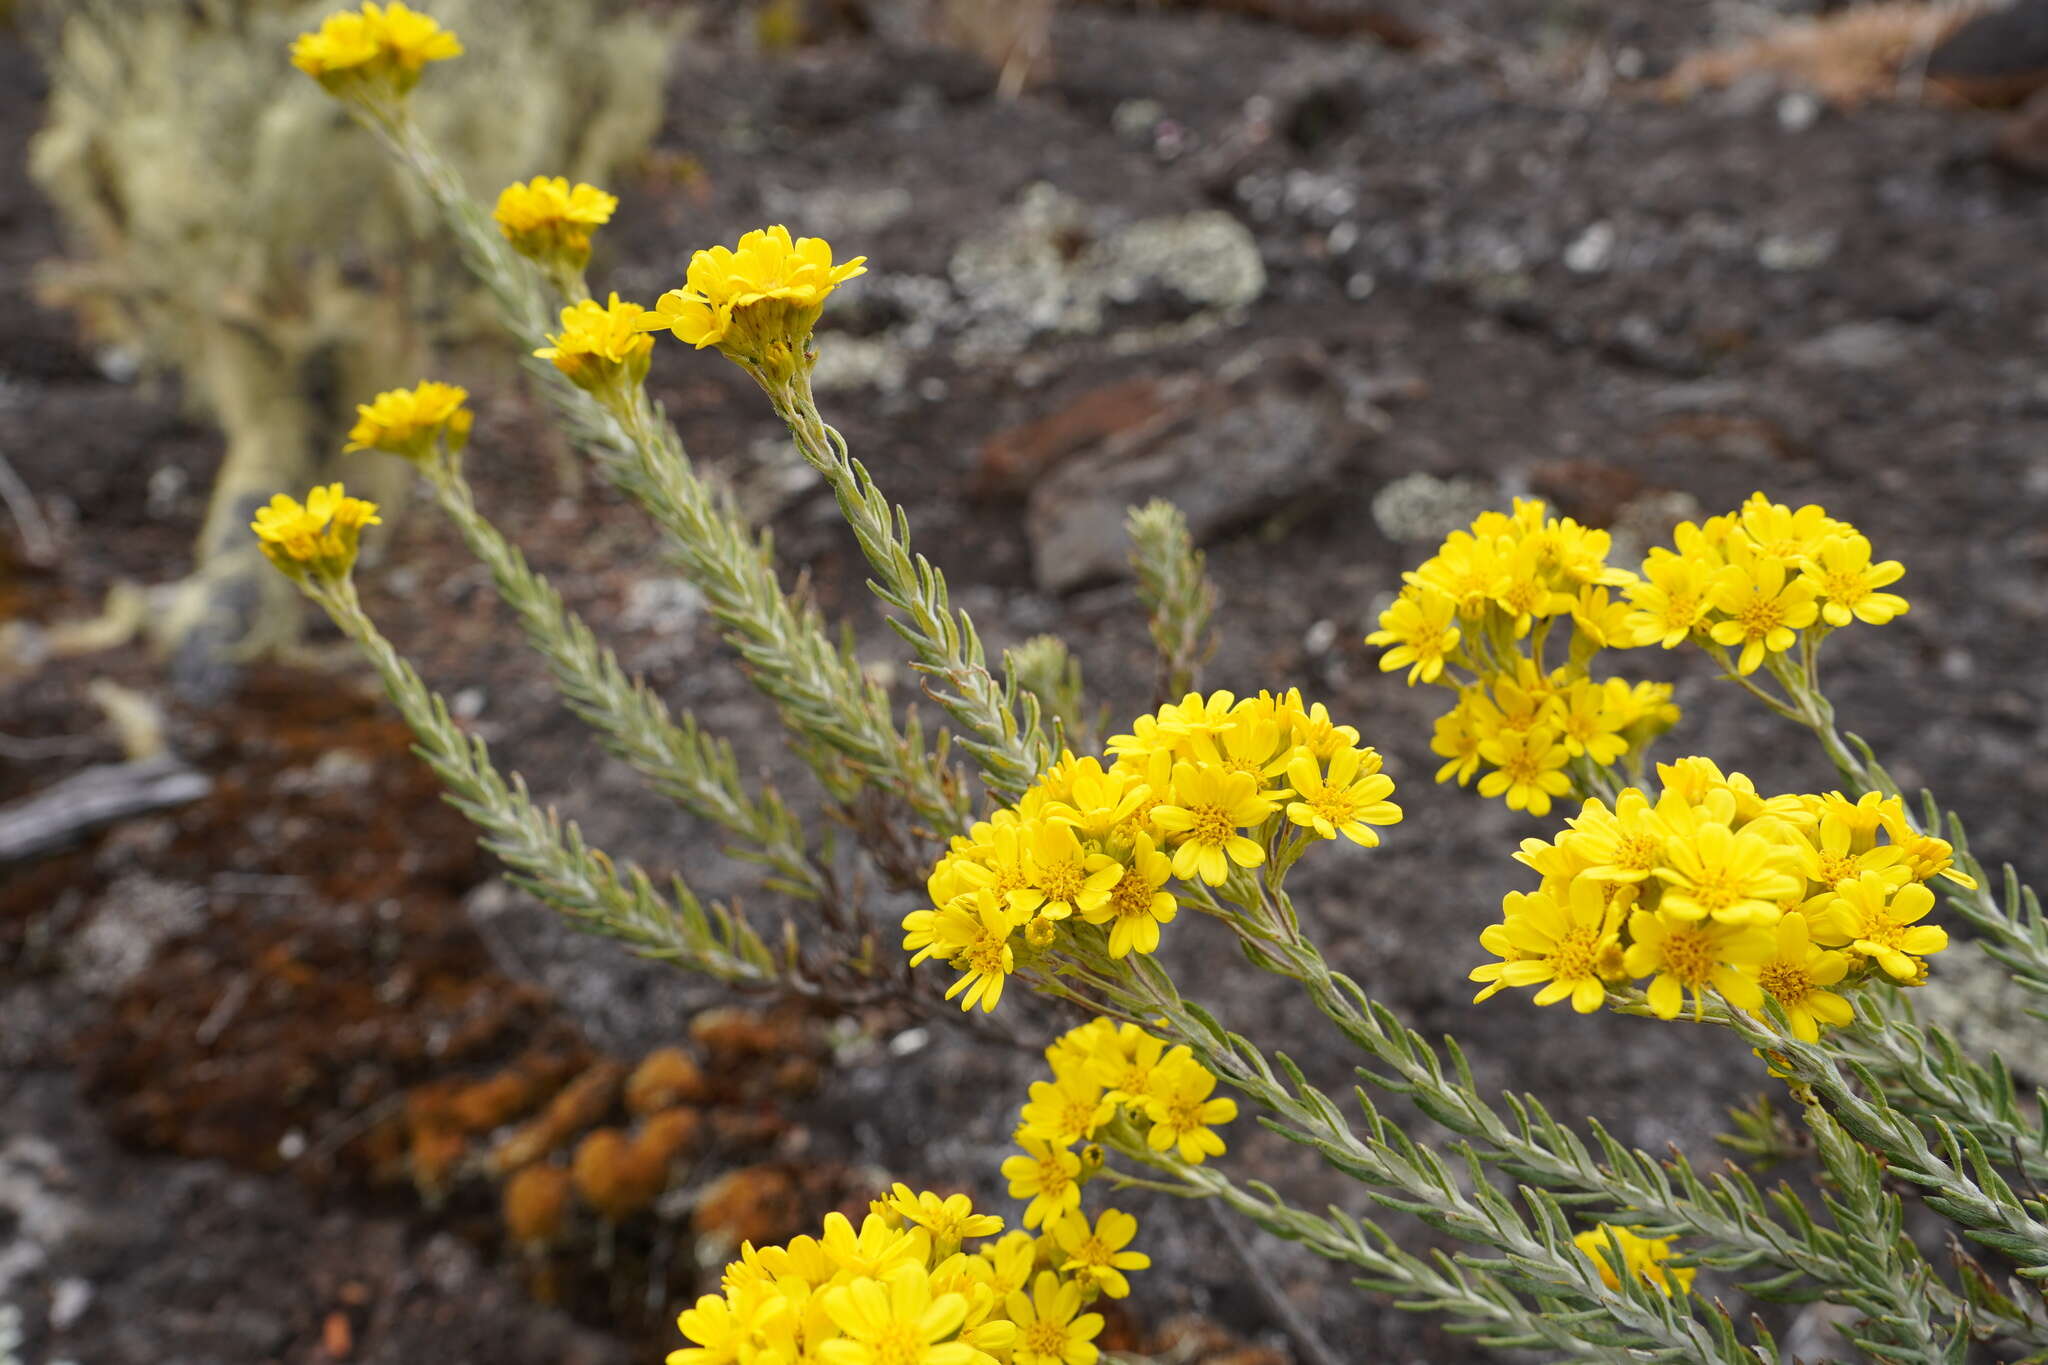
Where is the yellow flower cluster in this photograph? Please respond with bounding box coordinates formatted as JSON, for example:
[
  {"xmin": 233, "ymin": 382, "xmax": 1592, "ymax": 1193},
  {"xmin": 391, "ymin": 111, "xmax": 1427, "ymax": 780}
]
[
  {"xmin": 1370, "ymin": 494, "xmax": 1908, "ymax": 813},
  {"xmin": 668, "ymin": 1186, "xmax": 1111, "ymax": 1365},
  {"xmin": 249, "ymin": 482, "xmax": 381, "ymax": 583},
  {"xmin": 1367, "ymin": 498, "xmax": 1677, "ymax": 816},
  {"xmin": 904, "ymin": 691, "xmax": 1400, "ymax": 1011},
  {"xmin": 1471, "ymin": 758, "xmax": 1967, "ymax": 1035},
  {"xmin": 344, "ymin": 380, "xmax": 472, "ymax": 462},
  {"xmin": 493, "ymin": 176, "xmax": 619, "ymax": 273},
  {"xmin": 535, "ymin": 292, "xmax": 655, "ymax": 395},
  {"xmin": 1004, "ymin": 1018, "xmax": 1235, "ymax": 1237},
  {"xmin": 290, "ymin": 1, "xmax": 461, "ymax": 97},
  {"xmin": 1573, "ymin": 1224, "xmax": 1694, "ymax": 1297},
  {"xmin": 1626, "ymin": 492, "xmax": 1907, "ymax": 674},
  {"xmin": 639, "ymin": 225, "xmax": 867, "ymax": 383}
]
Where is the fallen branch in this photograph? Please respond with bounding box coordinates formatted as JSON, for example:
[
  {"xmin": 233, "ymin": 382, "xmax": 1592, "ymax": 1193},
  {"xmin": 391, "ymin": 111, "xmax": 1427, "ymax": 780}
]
[{"xmin": 0, "ymin": 755, "xmax": 210, "ymax": 862}]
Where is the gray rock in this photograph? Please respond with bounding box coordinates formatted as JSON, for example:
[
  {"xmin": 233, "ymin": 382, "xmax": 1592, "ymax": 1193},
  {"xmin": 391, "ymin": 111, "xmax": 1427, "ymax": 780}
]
[
  {"xmin": 1370, "ymin": 473, "xmax": 1501, "ymax": 545},
  {"xmin": 1025, "ymin": 351, "xmax": 1371, "ymax": 592},
  {"xmin": 1913, "ymin": 946, "xmax": 2048, "ymax": 1087},
  {"xmin": 1789, "ymin": 320, "xmax": 1918, "ymax": 373}
]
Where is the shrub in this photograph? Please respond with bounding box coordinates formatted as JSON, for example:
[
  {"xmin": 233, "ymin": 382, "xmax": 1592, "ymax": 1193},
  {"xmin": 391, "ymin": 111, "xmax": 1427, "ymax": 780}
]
[{"xmin": 260, "ymin": 8, "xmax": 2048, "ymax": 1360}]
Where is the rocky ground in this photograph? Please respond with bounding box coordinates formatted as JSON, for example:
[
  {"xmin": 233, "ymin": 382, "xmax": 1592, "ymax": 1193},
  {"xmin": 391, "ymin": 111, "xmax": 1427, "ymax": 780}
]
[{"xmin": 6, "ymin": 1, "xmax": 2048, "ymax": 1361}]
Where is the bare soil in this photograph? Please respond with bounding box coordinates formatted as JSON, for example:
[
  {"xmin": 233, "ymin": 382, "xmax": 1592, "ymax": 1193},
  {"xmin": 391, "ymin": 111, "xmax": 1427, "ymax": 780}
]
[{"xmin": 6, "ymin": 3, "xmax": 2048, "ymax": 1361}]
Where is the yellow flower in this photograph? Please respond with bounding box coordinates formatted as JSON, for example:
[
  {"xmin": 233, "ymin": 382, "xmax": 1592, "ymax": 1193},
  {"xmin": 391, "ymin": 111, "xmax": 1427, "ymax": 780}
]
[
  {"xmin": 1736, "ymin": 492, "xmax": 1842, "ymax": 564},
  {"xmin": 668, "ymin": 1285, "xmax": 787, "ymax": 1365},
  {"xmin": 1272, "ymin": 689, "xmax": 1362, "ymax": 760},
  {"xmin": 250, "ymin": 483, "xmax": 381, "ymax": 583},
  {"xmin": 818, "ymin": 1265, "xmax": 974, "ymax": 1365},
  {"xmin": 1705, "ymin": 545, "xmax": 1819, "ymax": 674},
  {"xmin": 1284, "ymin": 746, "xmax": 1402, "ymax": 847},
  {"xmin": 1802, "ymin": 532, "xmax": 1907, "ymax": 628},
  {"xmin": 1148, "ymin": 689, "xmax": 1245, "ymax": 752},
  {"xmin": 290, "ymin": 2, "xmax": 461, "ymax": 97},
  {"xmin": 1077, "ymin": 1024, "xmax": 1172, "ymax": 1103},
  {"xmin": 1565, "ymin": 789, "xmax": 1673, "ymax": 885},
  {"xmin": 979, "ymin": 1231, "xmax": 1039, "ymax": 1298},
  {"xmin": 1430, "ymin": 693, "xmax": 1485, "ymax": 786},
  {"xmin": 1044, "ymin": 1017, "xmax": 1122, "ymax": 1083},
  {"xmin": 344, "ymin": 380, "xmax": 472, "ymax": 462},
  {"xmin": 1001, "ymin": 1138, "xmax": 1083, "ymax": 1230},
  {"xmin": 1052, "ymin": 1209, "xmax": 1149, "ymax": 1299},
  {"xmin": 878, "ymin": 1186, "xmax": 1005, "ymax": 1247},
  {"xmin": 1568, "ymin": 583, "xmax": 1637, "ymax": 651},
  {"xmin": 1017, "ymin": 1075, "xmax": 1115, "ymax": 1149},
  {"xmin": 1042, "ymin": 757, "xmax": 1150, "ymax": 840},
  {"xmin": 1523, "ymin": 506, "xmax": 1633, "ymax": 588},
  {"xmin": 1615, "ymin": 679, "xmax": 1682, "ymax": 743},
  {"xmin": 1367, "ymin": 587, "xmax": 1462, "ymax": 684},
  {"xmin": 1139, "ymin": 1055, "xmax": 1236, "ymax": 1164},
  {"xmin": 1790, "ymin": 810, "xmax": 1908, "ymax": 893},
  {"xmin": 1554, "ymin": 678, "xmax": 1632, "ymax": 767},
  {"xmin": 535, "ymin": 292, "xmax": 656, "ymax": 395},
  {"xmin": 1014, "ymin": 821, "xmax": 1124, "ymax": 922},
  {"xmin": 640, "ymin": 225, "xmax": 866, "ymax": 382},
  {"xmin": 1751, "ymin": 913, "xmax": 1853, "ymax": 1042},
  {"xmin": 1148, "ymin": 763, "xmax": 1278, "ymax": 885},
  {"xmin": 1814, "ymin": 873, "xmax": 1948, "ymax": 982},
  {"xmin": 1492, "ymin": 539, "xmax": 1575, "ymax": 637},
  {"xmin": 1654, "ymin": 821, "xmax": 1800, "ymax": 926},
  {"xmin": 1080, "ymin": 833, "xmax": 1177, "ymax": 959},
  {"xmin": 1004, "ymin": 1271, "xmax": 1104, "ymax": 1365},
  {"xmin": 1475, "ymin": 724, "xmax": 1573, "ymax": 816},
  {"xmin": 493, "ymin": 176, "xmax": 620, "ymax": 271},
  {"xmin": 819, "ymin": 1211, "xmax": 931, "ymax": 1280},
  {"xmin": 1573, "ymin": 1224, "xmax": 1694, "ymax": 1296},
  {"xmin": 1883, "ymin": 826, "xmax": 1977, "ymax": 890},
  {"xmin": 1469, "ymin": 879, "xmax": 1622, "ymax": 1013},
  {"xmin": 936, "ymin": 891, "xmax": 1020, "ymax": 1014},
  {"xmin": 1183, "ymin": 703, "xmax": 1293, "ymax": 789},
  {"xmin": 1813, "ymin": 791, "xmax": 1899, "ymax": 851},
  {"xmin": 1623, "ymin": 905, "xmax": 1773, "ymax": 1020},
  {"xmin": 1624, "ymin": 547, "xmax": 1720, "ymax": 649},
  {"xmin": 1411, "ymin": 529, "xmax": 1507, "ymax": 616}
]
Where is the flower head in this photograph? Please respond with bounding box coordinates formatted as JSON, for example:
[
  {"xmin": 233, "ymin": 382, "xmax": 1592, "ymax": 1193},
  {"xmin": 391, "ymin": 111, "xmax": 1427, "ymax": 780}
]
[
  {"xmin": 1284, "ymin": 746, "xmax": 1402, "ymax": 847},
  {"xmin": 1367, "ymin": 587, "xmax": 1462, "ymax": 684},
  {"xmin": 1052, "ymin": 1208, "xmax": 1149, "ymax": 1299},
  {"xmin": 877, "ymin": 1185, "xmax": 1005, "ymax": 1249},
  {"xmin": 1139, "ymin": 1054, "xmax": 1236, "ymax": 1164},
  {"xmin": 640, "ymin": 225, "xmax": 866, "ymax": 383},
  {"xmin": 1079, "ymin": 833, "xmax": 1177, "ymax": 959},
  {"xmin": 291, "ymin": 2, "xmax": 461, "ymax": 98},
  {"xmin": 1573, "ymin": 1224, "xmax": 1694, "ymax": 1296},
  {"xmin": 536, "ymin": 292, "xmax": 655, "ymax": 396},
  {"xmin": 250, "ymin": 483, "xmax": 381, "ymax": 583},
  {"xmin": 494, "ymin": 176, "xmax": 619, "ymax": 272},
  {"xmin": 1623, "ymin": 905, "xmax": 1773, "ymax": 1020},
  {"xmin": 1148, "ymin": 762, "xmax": 1278, "ymax": 885},
  {"xmin": 818, "ymin": 1265, "xmax": 972, "ymax": 1365},
  {"xmin": 1001, "ymin": 1137, "xmax": 1083, "ymax": 1230},
  {"xmin": 1751, "ymin": 912, "xmax": 1854, "ymax": 1041},
  {"xmin": 344, "ymin": 380, "xmax": 472, "ymax": 463},
  {"xmin": 1004, "ymin": 1271, "xmax": 1104, "ymax": 1365},
  {"xmin": 1469, "ymin": 879, "xmax": 1623, "ymax": 1013},
  {"xmin": 1474, "ymin": 724, "xmax": 1573, "ymax": 817},
  {"xmin": 1815, "ymin": 873, "xmax": 1948, "ymax": 983}
]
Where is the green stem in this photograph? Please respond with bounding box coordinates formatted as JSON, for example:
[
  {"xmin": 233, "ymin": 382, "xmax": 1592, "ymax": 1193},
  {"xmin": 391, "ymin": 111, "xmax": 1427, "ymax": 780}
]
[
  {"xmin": 359, "ymin": 101, "xmax": 974, "ymax": 847},
  {"xmin": 420, "ymin": 456, "xmax": 831, "ymax": 905},
  {"xmin": 768, "ymin": 374, "xmax": 1052, "ymax": 803},
  {"xmin": 303, "ymin": 576, "xmax": 773, "ymax": 982}
]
